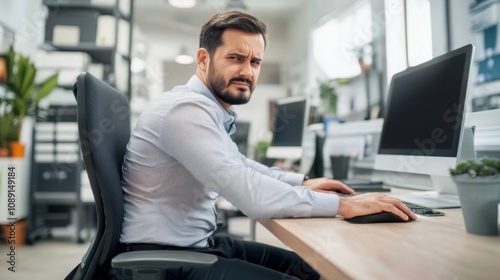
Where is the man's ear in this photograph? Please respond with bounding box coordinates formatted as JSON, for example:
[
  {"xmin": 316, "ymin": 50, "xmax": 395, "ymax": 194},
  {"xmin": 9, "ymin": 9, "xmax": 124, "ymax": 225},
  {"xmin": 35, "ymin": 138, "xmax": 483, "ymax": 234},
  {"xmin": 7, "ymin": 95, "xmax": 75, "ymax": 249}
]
[{"xmin": 197, "ymin": 48, "xmax": 209, "ymax": 71}]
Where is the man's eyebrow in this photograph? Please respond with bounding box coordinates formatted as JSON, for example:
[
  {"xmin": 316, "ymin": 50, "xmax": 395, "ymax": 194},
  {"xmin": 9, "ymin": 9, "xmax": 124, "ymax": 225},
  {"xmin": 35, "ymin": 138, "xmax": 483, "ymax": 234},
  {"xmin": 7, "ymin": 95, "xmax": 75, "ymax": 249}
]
[{"xmin": 228, "ymin": 52, "xmax": 262, "ymax": 62}]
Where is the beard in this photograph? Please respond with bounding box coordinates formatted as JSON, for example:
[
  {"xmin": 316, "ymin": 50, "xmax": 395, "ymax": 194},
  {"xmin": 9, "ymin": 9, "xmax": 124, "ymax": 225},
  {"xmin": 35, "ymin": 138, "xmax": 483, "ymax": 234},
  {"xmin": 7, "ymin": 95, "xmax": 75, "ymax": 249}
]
[{"xmin": 207, "ymin": 63, "xmax": 254, "ymax": 105}]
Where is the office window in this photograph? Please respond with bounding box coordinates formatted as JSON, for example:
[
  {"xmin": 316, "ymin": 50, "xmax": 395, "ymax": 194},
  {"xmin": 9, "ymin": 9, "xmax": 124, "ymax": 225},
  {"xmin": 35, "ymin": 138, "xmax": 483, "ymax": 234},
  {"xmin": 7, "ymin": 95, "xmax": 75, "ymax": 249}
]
[
  {"xmin": 385, "ymin": 0, "xmax": 433, "ymax": 82},
  {"xmin": 406, "ymin": 0, "xmax": 433, "ymax": 66},
  {"xmin": 312, "ymin": 1, "xmax": 372, "ymax": 79}
]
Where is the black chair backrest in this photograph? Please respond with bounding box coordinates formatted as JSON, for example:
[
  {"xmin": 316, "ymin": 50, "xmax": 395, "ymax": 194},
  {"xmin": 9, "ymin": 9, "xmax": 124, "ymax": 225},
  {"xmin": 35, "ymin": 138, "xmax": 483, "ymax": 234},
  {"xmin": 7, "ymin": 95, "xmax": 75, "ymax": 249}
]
[{"xmin": 69, "ymin": 72, "xmax": 130, "ymax": 279}]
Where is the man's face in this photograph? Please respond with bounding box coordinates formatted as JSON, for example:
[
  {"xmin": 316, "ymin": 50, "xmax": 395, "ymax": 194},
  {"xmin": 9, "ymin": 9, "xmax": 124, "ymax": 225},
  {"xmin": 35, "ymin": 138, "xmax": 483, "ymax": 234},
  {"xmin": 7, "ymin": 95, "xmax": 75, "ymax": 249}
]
[{"xmin": 206, "ymin": 29, "xmax": 265, "ymax": 106}]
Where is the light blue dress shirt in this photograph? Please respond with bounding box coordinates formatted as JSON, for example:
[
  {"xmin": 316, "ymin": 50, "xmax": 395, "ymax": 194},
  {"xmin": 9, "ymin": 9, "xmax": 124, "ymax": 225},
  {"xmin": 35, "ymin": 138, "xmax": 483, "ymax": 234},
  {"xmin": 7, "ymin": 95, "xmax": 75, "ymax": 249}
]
[{"xmin": 120, "ymin": 75, "xmax": 340, "ymax": 247}]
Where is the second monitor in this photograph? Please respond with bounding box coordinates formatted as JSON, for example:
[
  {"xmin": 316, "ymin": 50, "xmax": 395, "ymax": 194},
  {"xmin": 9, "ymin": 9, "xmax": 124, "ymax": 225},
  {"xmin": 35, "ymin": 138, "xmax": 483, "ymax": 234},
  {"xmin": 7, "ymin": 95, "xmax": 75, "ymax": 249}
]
[{"xmin": 266, "ymin": 97, "xmax": 309, "ymax": 160}]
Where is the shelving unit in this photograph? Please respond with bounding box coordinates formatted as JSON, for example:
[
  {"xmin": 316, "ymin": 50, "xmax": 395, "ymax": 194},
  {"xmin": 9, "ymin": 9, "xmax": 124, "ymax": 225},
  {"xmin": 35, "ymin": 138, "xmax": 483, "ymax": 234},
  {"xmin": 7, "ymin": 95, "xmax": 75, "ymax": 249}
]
[
  {"xmin": 26, "ymin": 0, "xmax": 134, "ymax": 243},
  {"xmin": 28, "ymin": 105, "xmax": 87, "ymax": 243},
  {"xmin": 41, "ymin": 0, "xmax": 133, "ymax": 97}
]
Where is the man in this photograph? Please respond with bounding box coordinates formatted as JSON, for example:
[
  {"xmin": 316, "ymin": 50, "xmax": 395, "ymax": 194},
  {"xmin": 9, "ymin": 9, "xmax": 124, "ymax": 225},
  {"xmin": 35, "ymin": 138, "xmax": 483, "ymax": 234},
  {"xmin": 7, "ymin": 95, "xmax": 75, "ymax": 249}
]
[{"xmin": 120, "ymin": 11, "xmax": 416, "ymax": 279}]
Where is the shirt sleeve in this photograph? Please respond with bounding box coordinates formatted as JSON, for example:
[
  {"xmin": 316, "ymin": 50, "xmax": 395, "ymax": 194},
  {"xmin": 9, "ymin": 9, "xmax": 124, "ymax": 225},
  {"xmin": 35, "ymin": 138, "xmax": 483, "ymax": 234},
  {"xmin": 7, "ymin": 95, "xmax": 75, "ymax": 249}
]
[
  {"xmin": 159, "ymin": 100, "xmax": 339, "ymax": 219},
  {"xmin": 242, "ymin": 157, "xmax": 305, "ymax": 186}
]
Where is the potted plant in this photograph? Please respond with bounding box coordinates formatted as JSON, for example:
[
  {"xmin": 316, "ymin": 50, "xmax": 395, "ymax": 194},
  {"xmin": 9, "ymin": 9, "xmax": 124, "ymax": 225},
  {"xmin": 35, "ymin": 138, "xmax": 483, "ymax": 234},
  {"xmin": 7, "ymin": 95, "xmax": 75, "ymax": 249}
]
[
  {"xmin": 317, "ymin": 79, "xmax": 342, "ymax": 133},
  {"xmin": 449, "ymin": 157, "xmax": 500, "ymax": 236},
  {"xmin": 0, "ymin": 46, "xmax": 58, "ymax": 157},
  {"xmin": 254, "ymin": 140, "xmax": 270, "ymax": 164},
  {"xmin": 318, "ymin": 79, "xmax": 338, "ymax": 116}
]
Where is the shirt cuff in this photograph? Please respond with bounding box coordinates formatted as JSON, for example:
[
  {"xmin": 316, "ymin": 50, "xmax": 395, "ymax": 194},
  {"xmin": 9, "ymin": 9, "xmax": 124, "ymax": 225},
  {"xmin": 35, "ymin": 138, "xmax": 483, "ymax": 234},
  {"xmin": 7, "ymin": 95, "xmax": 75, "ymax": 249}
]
[
  {"xmin": 282, "ymin": 172, "xmax": 306, "ymax": 186},
  {"xmin": 310, "ymin": 192, "xmax": 340, "ymax": 217}
]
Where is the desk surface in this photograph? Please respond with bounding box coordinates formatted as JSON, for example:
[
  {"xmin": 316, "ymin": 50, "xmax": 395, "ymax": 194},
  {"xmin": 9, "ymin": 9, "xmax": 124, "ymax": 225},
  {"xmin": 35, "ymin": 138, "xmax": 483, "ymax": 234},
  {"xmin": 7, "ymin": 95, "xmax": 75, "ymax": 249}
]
[{"xmin": 260, "ymin": 208, "xmax": 500, "ymax": 280}]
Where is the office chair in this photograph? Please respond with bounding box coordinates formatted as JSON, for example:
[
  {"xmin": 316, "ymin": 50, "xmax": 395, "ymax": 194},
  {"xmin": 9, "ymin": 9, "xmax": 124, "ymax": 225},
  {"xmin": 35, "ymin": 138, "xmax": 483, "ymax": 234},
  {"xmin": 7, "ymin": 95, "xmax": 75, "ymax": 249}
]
[{"xmin": 65, "ymin": 73, "xmax": 217, "ymax": 280}]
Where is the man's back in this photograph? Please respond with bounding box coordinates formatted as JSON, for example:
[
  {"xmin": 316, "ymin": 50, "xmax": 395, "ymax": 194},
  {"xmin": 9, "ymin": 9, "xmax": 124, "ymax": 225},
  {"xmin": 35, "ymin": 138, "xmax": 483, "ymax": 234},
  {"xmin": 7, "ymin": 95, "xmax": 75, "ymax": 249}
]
[{"xmin": 120, "ymin": 81, "xmax": 234, "ymax": 248}]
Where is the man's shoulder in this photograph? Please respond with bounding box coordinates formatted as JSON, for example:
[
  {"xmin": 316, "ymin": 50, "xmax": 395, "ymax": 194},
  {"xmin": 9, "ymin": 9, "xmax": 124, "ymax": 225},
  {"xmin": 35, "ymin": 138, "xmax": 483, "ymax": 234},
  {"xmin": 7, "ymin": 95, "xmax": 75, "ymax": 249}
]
[
  {"xmin": 144, "ymin": 87, "xmax": 218, "ymax": 120},
  {"xmin": 156, "ymin": 85, "xmax": 214, "ymax": 106}
]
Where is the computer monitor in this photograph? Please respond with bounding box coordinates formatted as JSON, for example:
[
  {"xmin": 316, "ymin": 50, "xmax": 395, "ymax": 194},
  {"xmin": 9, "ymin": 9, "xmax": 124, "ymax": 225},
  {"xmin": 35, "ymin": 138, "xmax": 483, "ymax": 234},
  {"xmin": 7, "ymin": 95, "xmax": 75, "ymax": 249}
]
[
  {"xmin": 374, "ymin": 44, "xmax": 474, "ymax": 206},
  {"xmin": 231, "ymin": 121, "xmax": 251, "ymax": 157},
  {"xmin": 266, "ymin": 96, "xmax": 309, "ymax": 159}
]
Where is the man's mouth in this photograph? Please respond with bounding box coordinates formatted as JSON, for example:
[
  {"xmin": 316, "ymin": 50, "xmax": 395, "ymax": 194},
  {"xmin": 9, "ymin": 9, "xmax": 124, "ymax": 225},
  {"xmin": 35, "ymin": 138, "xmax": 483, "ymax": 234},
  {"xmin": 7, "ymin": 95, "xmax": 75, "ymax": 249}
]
[
  {"xmin": 229, "ymin": 78, "xmax": 252, "ymax": 89},
  {"xmin": 231, "ymin": 82, "xmax": 250, "ymax": 88}
]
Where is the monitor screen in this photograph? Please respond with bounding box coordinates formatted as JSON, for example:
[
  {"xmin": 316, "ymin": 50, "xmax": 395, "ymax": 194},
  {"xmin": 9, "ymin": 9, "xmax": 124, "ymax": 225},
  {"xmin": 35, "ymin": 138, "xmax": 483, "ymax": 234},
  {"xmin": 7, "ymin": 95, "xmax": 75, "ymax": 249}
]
[
  {"xmin": 231, "ymin": 121, "xmax": 250, "ymax": 156},
  {"xmin": 271, "ymin": 99, "xmax": 307, "ymax": 147},
  {"xmin": 375, "ymin": 44, "xmax": 474, "ymax": 176},
  {"xmin": 266, "ymin": 97, "xmax": 308, "ymax": 159}
]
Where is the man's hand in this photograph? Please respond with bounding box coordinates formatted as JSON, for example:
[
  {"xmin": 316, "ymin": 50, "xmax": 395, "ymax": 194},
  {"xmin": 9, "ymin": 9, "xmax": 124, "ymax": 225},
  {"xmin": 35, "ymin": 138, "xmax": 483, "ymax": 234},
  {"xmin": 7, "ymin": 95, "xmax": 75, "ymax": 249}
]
[
  {"xmin": 302, "ymin": 177, "xmax": 355, "ymax": 195},
  {"xmin": 338, "ymin": 193, "xmax": 417, "ymax": 221}
]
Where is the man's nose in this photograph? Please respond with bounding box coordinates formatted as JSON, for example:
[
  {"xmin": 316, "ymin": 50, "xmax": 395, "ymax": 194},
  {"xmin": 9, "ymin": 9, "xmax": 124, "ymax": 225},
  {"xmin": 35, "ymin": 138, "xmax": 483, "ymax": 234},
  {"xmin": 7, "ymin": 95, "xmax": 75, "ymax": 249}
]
[{"xmin": 238, "ymin": 61, "xmax": 253, "ymax": 78}]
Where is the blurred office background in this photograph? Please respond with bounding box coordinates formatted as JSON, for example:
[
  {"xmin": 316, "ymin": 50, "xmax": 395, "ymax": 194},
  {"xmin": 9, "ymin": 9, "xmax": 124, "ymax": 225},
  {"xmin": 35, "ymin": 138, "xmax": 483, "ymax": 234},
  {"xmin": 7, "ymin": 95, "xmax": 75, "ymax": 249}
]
[{"xmin": 0, "ymin": 0, "xmax": 499, "ymax": 279}]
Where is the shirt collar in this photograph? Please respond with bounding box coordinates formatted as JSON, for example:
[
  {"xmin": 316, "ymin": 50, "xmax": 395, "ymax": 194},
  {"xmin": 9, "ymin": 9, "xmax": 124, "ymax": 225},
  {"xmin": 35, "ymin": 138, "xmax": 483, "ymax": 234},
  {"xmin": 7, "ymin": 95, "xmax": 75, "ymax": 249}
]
[{"xmin": 186, "ymin": 75, "xmax": 238, "ymax": 134}]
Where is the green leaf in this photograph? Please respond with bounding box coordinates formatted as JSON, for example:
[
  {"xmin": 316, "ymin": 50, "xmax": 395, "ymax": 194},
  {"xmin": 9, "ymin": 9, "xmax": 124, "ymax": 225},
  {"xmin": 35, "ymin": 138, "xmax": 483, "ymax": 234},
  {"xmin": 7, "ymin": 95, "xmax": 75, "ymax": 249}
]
[
  {"xmin": 0, "ymin": 110, "xmax": 14, "ymax": 148},
  {"xmin": 479, "ymin": 165, "xmax": 497, "ymax": 176},
  {"xmin": 19, "ymin": 63, "xmax": 36, "ymax": 97},
  {"xmin": 34, "ymin": 73, "xmax": 58, "ymax": 104},
  {"xmin": 24, "ymin": 83, "xmax": 36, "ymax": 107},
  {"xmin": 14, "ymin": 96, "xmax": 26, "ymax": 117},
  {"xmin": 6, "ymin": 46, "xmax": 15, "ymax": 82},
  {"xmin": 14, "ymin": 56, "xmax": 29, "ymax": 93}
]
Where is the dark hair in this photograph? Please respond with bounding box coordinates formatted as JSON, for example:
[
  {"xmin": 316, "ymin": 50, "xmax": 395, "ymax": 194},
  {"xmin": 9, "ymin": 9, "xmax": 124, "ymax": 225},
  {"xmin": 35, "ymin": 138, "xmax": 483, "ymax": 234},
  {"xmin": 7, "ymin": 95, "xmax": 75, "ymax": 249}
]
[{"xmin": 199, "ymin": 11, "xmax": 267, "ymax": 57}]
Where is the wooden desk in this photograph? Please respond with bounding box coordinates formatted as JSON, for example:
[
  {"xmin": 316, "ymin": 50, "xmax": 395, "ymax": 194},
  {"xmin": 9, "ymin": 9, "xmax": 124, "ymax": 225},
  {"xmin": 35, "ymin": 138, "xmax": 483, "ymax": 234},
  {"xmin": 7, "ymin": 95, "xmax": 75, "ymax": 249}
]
[{"xmin": 260, "ymin": 209, "xmax": 500, "ymax": 280}]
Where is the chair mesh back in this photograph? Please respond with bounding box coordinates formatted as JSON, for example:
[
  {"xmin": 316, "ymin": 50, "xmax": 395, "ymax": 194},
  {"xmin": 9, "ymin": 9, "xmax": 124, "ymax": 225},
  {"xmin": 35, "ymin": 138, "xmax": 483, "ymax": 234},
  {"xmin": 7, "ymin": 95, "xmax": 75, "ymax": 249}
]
[{"xmin": 76, "ymin": 73, "xmax": 131, "ymax": 268}]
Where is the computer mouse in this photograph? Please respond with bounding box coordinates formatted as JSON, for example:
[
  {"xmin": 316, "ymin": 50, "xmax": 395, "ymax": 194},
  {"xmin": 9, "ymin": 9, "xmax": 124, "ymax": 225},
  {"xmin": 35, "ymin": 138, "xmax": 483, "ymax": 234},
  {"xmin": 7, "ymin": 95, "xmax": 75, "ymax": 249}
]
[{"xmin": 344, "ymin": 212, "xmax": 414, "ymax": 224}]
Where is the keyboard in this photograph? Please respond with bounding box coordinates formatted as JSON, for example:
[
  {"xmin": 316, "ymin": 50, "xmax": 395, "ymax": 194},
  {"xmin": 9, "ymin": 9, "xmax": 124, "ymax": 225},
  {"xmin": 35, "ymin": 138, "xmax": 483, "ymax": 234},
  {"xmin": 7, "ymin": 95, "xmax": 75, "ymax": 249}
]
[{"xmin": 403, "ymin": 202, "xmax": 445, "ymax": 217}]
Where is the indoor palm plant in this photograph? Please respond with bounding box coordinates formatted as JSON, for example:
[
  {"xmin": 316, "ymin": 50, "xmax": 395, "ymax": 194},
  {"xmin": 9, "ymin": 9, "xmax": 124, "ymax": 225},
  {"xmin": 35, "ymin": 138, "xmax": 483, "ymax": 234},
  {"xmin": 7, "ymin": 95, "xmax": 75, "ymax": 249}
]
[
  {"xmin": 449, "ymin": 157, "xmax": 500, "ymax": 236},
  {"xmin": 0, "ymin": 46, "xmax": 58, "ymax": 157}
]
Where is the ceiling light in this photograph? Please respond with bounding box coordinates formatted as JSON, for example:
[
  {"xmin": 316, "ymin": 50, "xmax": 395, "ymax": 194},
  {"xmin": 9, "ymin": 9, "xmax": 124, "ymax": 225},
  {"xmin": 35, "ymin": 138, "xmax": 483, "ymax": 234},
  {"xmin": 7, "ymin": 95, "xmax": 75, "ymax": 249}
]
[
  {"xmin": 175, "ymin": 54, "xmax": 194, "ymax": 64},
  {"xmin": 131, "ymin": 57, "xmax": 146, "ymax": 73},
  {"xmin": 175, "ymin": 47, "xmax": 194, "ymax": 64},
  {"xmin": 168, "ymin": 0, "xmax": 196, "ymax": 9}
]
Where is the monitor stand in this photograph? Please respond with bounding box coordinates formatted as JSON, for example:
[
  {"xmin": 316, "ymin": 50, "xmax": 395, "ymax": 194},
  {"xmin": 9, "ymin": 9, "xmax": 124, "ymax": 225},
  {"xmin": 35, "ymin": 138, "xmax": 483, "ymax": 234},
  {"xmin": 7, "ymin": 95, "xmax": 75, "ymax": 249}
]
[
  {"xmin": 390, "ymin": 126, "xmax": 476, "ymax": 209},
  {"xmin": 391, "ymin": 191, "xmax": 461, "ymax": 209}
]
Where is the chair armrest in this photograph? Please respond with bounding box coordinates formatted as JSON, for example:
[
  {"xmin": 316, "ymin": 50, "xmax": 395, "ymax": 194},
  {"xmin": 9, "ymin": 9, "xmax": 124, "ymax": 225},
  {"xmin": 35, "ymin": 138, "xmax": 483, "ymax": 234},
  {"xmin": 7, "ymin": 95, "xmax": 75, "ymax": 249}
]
[{"xmin": 112, "ymin": 250, "xmax": 217, "ymax": 269}]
